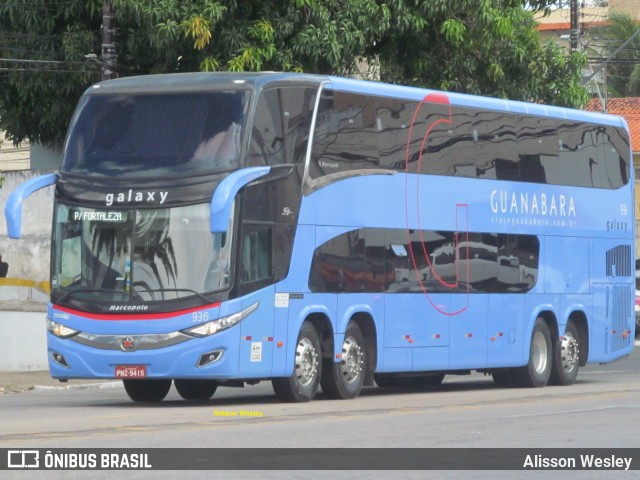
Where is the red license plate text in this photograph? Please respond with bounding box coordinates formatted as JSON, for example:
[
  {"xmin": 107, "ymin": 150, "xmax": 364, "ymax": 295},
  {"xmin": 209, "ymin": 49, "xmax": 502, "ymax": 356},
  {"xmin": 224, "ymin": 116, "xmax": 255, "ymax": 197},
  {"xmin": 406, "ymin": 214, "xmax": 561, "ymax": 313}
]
[{"xmin": 115, "ymin": 365, "xmax": 147, "ymax": 378}]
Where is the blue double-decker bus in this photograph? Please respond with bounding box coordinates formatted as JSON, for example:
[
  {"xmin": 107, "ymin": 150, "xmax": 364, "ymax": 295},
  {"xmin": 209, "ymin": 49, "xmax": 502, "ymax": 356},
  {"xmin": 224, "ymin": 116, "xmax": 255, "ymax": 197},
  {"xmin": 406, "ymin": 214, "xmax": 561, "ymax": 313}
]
[{"xmin": 5, "ymin": 72, "xmax": 635, "ymax": 402}]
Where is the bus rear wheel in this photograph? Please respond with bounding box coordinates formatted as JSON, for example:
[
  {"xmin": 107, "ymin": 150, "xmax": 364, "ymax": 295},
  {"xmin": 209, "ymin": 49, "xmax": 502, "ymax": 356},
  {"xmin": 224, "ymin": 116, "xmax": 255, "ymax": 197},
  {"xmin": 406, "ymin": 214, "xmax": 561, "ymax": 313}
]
[
  {"xmin": 513, "ymin": 317, "xmax": 552, "ymax": 388},
  {"xmin": 321, "ymin": 323, "xmax": 366, "ymax": 399},
  {"xmin": 123, "ymin": 379, "xmax": 172, "ymax": 402},
  {"xmin": 174, "ymin": 379, "xmax": 218, "ymax": 400},
  {"xmin": 272, "ymin": 322, "xmax": 322, "ymax": 402},
  {"xmin": 549, "ymin": 322, "xmax": 580, "ymax": 386}
]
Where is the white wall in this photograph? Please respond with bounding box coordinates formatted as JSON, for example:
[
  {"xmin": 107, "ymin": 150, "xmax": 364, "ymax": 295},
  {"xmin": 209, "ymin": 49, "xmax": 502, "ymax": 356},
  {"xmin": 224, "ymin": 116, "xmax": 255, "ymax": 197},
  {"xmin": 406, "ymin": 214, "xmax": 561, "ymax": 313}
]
[
  {"xmin": 0, "ymin": 310, "xmax": 48, "ymax": 371},
  {"xmin": 30, "ymin": 142, "xmax": 62, "ymax": 170}
]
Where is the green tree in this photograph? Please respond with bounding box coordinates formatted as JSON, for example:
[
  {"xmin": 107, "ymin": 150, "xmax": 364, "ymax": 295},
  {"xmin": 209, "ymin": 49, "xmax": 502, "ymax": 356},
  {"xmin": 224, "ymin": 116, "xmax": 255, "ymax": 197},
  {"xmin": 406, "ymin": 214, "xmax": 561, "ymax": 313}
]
[
  {"xmin": 0, "ymin": 1, "xmax": 101, "ymax": 145},
  {"xmin": 372, "ymin": 1, "xmax": 588, "ymax": 107},
  {"xmin": 592, "ymin": 11, "xmax": 640, "ymax": 97},
  {"xmin": 0, "ymin": 0, "xmax": 586, "ymax": 147}
]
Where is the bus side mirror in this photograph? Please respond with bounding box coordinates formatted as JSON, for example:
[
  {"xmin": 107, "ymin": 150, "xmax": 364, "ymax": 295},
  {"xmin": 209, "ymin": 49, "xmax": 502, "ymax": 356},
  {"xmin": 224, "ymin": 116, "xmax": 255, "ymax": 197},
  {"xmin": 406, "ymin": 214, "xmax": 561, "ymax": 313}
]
[
  {"xmin": 4, "ymin": 173, "xmax": 58, "ymax": 239},
  {"xmin": 210, "ymin": 167, "xmax": 270, "ymax": 233}
]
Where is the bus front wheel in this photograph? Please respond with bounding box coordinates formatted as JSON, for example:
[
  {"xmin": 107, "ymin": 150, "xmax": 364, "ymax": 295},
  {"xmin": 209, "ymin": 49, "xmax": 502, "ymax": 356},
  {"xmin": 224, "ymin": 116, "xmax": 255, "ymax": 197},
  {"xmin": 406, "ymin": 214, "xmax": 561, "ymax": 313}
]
[
  {"xmin": 272, "ymin": 322, "xmax": 322, "ymax": 402},
  {"xmin": 123, "ymin": 379, "xmax": 172, "ymax": 402},
  {"xmin": 513, "ymin": 317, "xmax": 552, "ymax": 388},
  {"xmin": 321, "ymin": 323, "xmax": 366, "ymax": 399},
  {"xmin": 174, "ymin": 379, "xmax": 218, "ymax": 400}
]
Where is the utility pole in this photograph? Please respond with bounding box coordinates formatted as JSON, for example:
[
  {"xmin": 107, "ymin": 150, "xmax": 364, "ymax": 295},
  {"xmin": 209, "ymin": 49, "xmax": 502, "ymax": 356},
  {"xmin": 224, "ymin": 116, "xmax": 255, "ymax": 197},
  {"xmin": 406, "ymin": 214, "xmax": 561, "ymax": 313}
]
[
  {"xmin": 101, "ymin": 0, "xmax": 116, "ymax": 80},
  {"xmin": 570, "ymin": 0, "xmax": 579, "ymax": 52},
  {"xmin": 582, "ymin": 28, "xmax": 640, "ymax": 112}
]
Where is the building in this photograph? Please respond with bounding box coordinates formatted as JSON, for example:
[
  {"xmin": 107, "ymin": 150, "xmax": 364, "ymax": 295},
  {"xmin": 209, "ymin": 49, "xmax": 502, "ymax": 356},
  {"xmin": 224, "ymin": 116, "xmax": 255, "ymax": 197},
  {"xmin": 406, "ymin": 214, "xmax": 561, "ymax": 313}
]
[
  {"xmin": 609, "ymin": 0, "xmax": 640, "ymax": 17},
  {"xmin": 534, "ymin": 5, "xmax": 609, "ymax": 48}
]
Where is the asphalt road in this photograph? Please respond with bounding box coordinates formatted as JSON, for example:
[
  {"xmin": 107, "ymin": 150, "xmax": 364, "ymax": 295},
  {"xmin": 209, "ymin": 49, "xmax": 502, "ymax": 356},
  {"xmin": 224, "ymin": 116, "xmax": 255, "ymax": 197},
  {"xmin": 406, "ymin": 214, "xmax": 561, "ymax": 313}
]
[{"xmin": 1, "ymin": 343, "xmax": 639, "ymax": 479}]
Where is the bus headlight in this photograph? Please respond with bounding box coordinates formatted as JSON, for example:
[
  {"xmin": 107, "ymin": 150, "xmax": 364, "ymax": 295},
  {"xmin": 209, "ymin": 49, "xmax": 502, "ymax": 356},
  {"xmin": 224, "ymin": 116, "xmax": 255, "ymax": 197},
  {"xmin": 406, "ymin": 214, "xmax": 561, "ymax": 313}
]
[
  {"xmin": 47, "ymin": 319, "xmax": 79, "ymax": 339},
  {"xmin": 182, "ymin": 302, "xmax": 259, "ymax": 338}
]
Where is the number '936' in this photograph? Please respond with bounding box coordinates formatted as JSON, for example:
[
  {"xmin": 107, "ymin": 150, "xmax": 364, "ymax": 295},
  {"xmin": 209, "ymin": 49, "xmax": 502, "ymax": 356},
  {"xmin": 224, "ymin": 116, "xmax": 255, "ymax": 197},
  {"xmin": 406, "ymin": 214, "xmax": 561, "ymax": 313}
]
[{"xmin": 192, "ymin": 311, "xmax": 209, "ymax": 322}]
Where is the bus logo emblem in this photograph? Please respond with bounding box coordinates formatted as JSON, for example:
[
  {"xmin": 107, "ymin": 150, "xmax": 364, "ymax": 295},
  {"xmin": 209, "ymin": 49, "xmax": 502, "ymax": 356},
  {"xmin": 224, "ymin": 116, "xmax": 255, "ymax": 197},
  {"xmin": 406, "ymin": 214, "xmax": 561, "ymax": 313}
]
[{"xmin": 121, "ymin": 337, "xmax": 136, "ymax": 351}]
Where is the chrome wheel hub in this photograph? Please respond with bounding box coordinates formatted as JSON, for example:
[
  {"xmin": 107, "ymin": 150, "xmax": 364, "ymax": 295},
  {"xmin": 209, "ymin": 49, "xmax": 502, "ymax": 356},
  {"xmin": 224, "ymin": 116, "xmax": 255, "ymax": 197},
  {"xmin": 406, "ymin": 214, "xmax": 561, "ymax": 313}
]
[
  {"xmin": 560, "ymin": 332, "xmax": 579, "ymax": 372},
  {"xmin": 295, "ymin": 337, "xmax": 318, "ymax": 387},
  {"xmin": 532, "ymin": 331, "xmax": 549, "ymax": 374},
  {"xmin": 340, "ymin": 336, "xmax": 364, "ymax": 384}
]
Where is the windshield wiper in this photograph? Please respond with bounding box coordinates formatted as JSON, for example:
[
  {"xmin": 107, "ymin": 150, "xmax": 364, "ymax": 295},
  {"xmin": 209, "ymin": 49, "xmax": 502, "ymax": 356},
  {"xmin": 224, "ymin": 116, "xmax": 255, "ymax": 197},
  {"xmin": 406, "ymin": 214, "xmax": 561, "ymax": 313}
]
[{"xmin": 54, "ymin": 288, "xmax": 128, "ymax": 305}]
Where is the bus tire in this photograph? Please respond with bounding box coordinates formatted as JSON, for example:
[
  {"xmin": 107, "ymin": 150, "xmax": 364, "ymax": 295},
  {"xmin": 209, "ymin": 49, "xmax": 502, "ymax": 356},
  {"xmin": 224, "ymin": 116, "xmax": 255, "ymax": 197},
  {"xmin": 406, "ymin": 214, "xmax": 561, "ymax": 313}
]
[
  {"xmin": 321, "ymin": 323, "xmax": 366, "ymax": 399},
  {"xmin": 272, "ymin": 322, "xmax": 321, "ymax": 402},
  {"xmin": 123, "ymin": 379, "xmax": 172, "ymax": 402},
  {"xmin": 513, "ymin": 317, "xmax": 552, "ymax": 388},
  {"xmin": 174, "ymin": 379, "xmax": 218, "ymax": 400},
  {"xmin": 548, "ymin": 322, "xmax": 580, "ymax": 386}
]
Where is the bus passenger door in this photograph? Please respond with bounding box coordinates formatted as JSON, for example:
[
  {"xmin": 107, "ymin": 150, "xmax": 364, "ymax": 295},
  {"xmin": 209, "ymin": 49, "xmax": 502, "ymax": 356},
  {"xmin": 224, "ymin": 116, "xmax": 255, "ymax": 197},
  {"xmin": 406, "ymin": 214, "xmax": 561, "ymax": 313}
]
[{"xmin": 236, "ymin": 215, "xmax": 278, "ymax": 378}]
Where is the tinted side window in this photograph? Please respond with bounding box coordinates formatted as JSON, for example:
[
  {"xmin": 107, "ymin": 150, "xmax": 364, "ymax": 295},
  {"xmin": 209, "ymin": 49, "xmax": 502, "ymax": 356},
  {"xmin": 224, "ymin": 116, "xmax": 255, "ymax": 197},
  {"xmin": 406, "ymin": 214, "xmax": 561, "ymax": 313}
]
[
  {"xmin": 376, "ymin": 98, "xmax": 414, "ymax": 170},
  {"xmin": 239, "ymin": 224, "xmax": 272, "ymax": 294},
  {"xmin": 309, "ymin": 90, "xmax": 630, "ymax": 188},
  {"xmin": 249, "ymin": 87, "xmax": 317, "ymax": 166},
  {"xmin": 310, "ymin": 91, "xmax": 379, "ymax": 179},
  {"xmin": 497, "ymin": 234, "xmax": 539, "ymax": 293},
  {"xmin": 460, "ymin": 232, "xmax": 498, "ymax": 292},
  {"xmin": 310, "ymin": 228, "xmax": 538, "ymax": 294},
  {"xmin": 404, "ymin": 100, "xmax": 630, "ymax": 189},
  {"xmin": 310, "ymin": 230, "xmax": 365, "ymax": 292}
]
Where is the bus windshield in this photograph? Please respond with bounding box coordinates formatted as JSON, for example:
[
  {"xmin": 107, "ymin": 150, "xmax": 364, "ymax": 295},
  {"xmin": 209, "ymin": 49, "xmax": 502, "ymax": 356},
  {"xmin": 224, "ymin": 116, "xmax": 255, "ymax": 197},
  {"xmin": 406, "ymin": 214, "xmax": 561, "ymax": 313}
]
[
  {"xmin": 51, "ymin": 202, "xmax": 234, "ymax": 304},
  {"xmin": 61, "ymin": 90, "xmax": 249, "ymax": 177}
]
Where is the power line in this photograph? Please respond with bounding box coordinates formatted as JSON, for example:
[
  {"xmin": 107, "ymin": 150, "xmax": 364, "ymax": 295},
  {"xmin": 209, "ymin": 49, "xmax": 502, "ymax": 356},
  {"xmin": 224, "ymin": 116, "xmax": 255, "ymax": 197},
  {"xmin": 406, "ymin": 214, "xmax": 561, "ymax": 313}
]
[
  {"xmin": 0, "ymin": 68, "xmax": 97, "ymax": 73},
  {"xmin": 0, "ymin": 57, "xmax": 90, "ymax": 66}
]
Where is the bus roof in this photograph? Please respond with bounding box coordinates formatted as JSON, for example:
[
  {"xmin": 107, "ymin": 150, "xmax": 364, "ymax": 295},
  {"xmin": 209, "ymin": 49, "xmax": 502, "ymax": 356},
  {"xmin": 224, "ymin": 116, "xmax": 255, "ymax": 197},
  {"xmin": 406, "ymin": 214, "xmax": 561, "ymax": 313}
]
[
  {"xmin": 326, "ymin": 75, "xmax": 628, "ymax": 129},
  {"xmin": 83, "ymin": 71, "xmax": 326, "ymax": 95},
  {"xmin": 85, "ymin": 72, "xmax": 627, "ymax": 130}
]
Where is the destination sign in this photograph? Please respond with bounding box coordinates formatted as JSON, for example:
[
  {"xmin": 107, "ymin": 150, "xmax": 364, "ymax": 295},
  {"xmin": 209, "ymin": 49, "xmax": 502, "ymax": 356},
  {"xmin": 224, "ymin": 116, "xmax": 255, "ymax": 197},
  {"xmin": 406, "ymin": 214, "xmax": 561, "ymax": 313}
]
[{"xmin": 70, "ymin": 210, "xmax": 126, "ymax": 222}]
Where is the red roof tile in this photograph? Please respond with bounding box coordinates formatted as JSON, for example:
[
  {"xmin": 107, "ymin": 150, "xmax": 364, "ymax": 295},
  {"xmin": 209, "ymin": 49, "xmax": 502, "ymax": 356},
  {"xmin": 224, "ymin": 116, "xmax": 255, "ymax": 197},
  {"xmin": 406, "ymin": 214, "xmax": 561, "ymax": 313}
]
[
  {"xmin": 586, "ymin": 97, "xmax": 640, "ymax": 153},
  {"xmin": 537, "ymin": 22, "xmax": 571, "ymax": 31},
  {"xmin": 535, "ymin": 21, "xmax": 608, "ymax": 31}
]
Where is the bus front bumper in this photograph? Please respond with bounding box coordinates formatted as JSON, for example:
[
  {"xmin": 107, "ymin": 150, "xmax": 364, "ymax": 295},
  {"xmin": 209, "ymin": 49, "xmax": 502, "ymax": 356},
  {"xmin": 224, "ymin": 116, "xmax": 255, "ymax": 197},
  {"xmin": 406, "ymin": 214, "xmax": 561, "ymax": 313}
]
[{"xmin": 46, "ymin": 329, "xmax": 241, "ymax": 381}]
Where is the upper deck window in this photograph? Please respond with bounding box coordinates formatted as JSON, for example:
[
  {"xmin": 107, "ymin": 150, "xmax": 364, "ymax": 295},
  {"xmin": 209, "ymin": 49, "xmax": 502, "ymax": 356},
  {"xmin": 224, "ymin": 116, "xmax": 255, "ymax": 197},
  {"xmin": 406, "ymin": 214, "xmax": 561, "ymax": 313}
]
[{"xmin": 62, "ymin": 90, "xmax": 249, "ymax": 178}]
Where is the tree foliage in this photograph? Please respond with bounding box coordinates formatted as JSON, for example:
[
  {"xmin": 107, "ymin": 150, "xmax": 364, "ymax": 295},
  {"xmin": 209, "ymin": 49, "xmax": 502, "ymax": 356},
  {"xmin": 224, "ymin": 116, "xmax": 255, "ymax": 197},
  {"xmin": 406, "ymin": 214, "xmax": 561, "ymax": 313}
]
[
  {"xmin": 372, "ymin": 1, "xmax": 588, "ymax": 107},
  {"xmin": 0, "ymin": 0, "xmax": 586, "ymax": 146},
  {"xmin": 591, "ymin": 11, "xmax": 640, "ymax": 97},
  {"xmin": 0, "ymin": 0, "xmax": 102, "ymax": 145}
]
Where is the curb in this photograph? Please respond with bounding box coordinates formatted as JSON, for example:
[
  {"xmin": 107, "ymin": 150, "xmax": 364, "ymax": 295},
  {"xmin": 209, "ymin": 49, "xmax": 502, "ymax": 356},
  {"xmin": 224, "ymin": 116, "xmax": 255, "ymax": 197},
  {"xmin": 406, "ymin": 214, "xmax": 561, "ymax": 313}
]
[{"xmin": 32, "ymin": 381, "xmax": 123, "ymax": 392}]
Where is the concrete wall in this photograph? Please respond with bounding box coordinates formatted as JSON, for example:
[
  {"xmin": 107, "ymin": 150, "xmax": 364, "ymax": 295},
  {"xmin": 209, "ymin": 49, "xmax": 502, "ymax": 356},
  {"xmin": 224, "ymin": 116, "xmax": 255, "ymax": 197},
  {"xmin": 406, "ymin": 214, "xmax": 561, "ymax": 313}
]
[
  {"xmin": 0, "ymin": 310, "xmax": 48, "ymax": 371},
  {"xmin": 30, "ymin": 142, "xmax": 62, "ymax": 170},
  {"xmin": 1, "ymin": 169, "xmax": 56, "ymax": 370}
]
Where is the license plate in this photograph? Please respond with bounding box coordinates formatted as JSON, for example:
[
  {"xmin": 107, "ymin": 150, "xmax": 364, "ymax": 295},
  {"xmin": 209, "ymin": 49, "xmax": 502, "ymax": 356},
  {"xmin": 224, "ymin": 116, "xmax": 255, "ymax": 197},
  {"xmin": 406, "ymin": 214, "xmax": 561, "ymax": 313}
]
[{"xmin": 115, "ymin": 365, "xmax": 147, "ymax": 378}]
